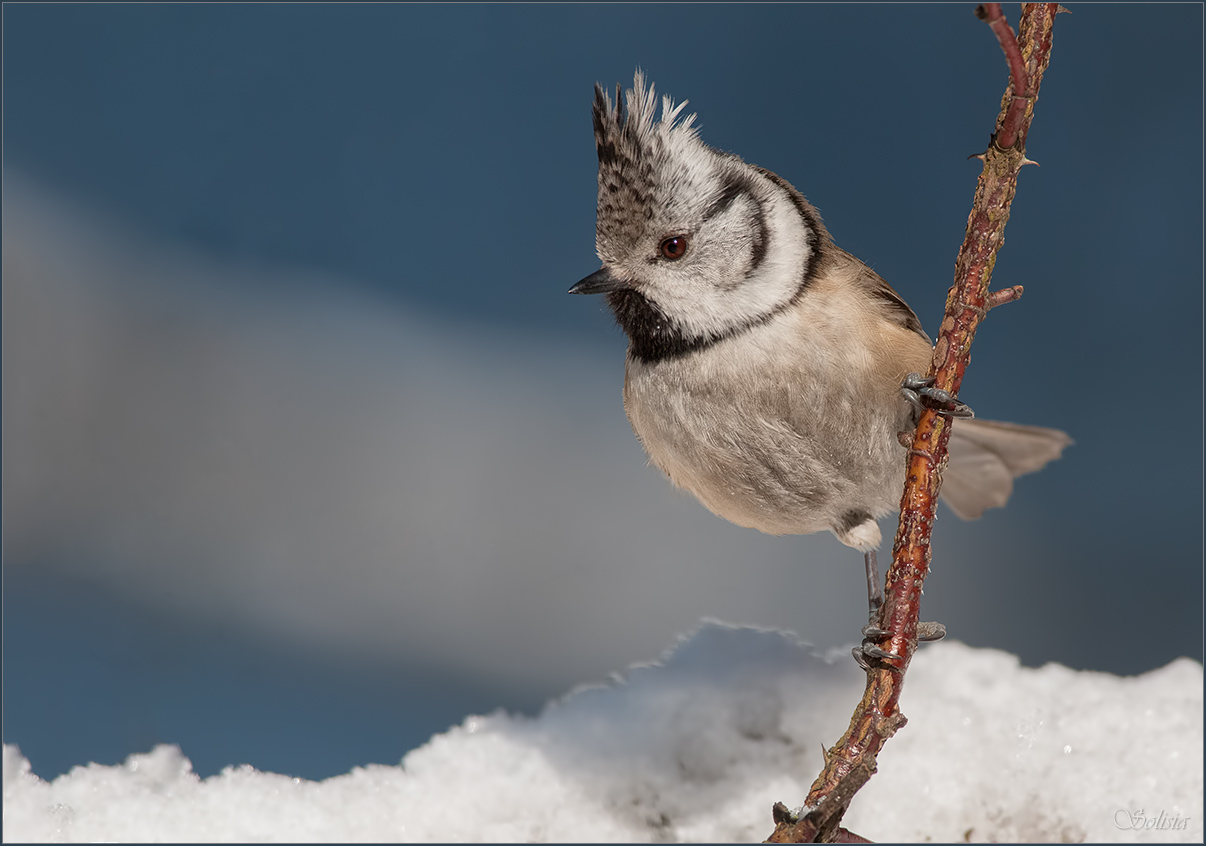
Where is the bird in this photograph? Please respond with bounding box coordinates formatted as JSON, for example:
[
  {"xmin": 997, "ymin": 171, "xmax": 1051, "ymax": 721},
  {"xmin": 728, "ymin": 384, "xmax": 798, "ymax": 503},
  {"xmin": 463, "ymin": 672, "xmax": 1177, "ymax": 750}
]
[{"xmin": 570, "ymin": 71, "xmax": 1071, "ymax": 658}]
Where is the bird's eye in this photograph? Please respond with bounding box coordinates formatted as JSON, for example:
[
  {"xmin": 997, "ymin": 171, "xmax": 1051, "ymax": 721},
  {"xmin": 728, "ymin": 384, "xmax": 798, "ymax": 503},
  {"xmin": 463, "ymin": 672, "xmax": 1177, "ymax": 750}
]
[{"xmin": 659, "ymin": 235, "xmax": 689, "ymax": 261}]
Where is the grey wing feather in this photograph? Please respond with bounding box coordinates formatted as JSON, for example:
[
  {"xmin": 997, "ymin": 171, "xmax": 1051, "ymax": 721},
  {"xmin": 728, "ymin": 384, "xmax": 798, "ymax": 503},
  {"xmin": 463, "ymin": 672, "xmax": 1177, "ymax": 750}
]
[{"xmin": 941, "ymin": 419, "xmax": 1073, "ymax": 520}]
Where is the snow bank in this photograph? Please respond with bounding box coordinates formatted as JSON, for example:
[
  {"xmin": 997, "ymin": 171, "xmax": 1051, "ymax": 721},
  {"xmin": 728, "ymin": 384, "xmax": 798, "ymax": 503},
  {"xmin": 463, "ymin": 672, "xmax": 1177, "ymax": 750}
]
[{"xmin": 4, "ymin": 623, "xmax": 1201, "ymax": 843}]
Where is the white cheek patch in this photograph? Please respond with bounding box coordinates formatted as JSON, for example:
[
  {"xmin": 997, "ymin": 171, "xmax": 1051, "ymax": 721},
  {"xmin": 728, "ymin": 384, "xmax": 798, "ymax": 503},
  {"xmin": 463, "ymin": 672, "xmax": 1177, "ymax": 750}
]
[{"xmin": 646, "ymin": 178, "xmax": 814, "ymax": 341}]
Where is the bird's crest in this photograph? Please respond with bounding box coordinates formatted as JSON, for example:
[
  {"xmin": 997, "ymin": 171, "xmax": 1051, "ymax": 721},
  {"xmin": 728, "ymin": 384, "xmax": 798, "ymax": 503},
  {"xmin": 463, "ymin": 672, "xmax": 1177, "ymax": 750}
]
[
  {"xmin": 591, "ymin": 70, "xmax": 708, "ymax": 257},
  {"xmin": 592, "ymin": 69, "xmax": 697, "ymax": 171}
]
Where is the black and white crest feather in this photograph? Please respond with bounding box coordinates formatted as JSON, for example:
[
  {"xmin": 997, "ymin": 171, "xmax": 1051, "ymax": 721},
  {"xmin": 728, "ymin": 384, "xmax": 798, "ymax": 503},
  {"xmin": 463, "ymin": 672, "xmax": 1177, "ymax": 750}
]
[{"xmin": 591, "ymin": 71, "xmax": 703, "ymax": 265}]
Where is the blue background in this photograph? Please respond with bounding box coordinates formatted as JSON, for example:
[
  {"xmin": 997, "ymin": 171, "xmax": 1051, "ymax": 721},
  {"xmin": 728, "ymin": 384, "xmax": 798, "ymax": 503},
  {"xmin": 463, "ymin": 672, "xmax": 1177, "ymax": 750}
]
[{"xmin": 4, "ymin": 4, "xmax": 1202, "ymax": 782}]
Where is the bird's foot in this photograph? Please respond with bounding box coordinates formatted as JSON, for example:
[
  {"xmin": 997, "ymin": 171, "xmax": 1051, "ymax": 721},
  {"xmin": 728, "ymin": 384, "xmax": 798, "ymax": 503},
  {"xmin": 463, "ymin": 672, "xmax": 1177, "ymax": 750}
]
[
  {"xmin": 854, "ymin": 617, "xmax": 947, "ymax": 671},
  {"xmin": 916, "ymin": 620, "xmax": 947, "ymax": 642},
  {"xmin": 901, "ymin": 372, "xmax": 974, "ymax": 420},
  {"xmin": 854, "ymin": 614, "xmax": 901, "ymax": 669},
  {"xmin": 854, "ymin": 548, "xmax": 946, "ymax": 670}
]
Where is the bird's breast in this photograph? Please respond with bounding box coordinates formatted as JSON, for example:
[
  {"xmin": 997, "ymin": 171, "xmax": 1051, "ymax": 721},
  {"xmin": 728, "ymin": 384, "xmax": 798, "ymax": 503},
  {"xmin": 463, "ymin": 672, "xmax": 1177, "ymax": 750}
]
[{"xmin": 621, "ymin": 309, "xmax": 914, "ymax": 536}]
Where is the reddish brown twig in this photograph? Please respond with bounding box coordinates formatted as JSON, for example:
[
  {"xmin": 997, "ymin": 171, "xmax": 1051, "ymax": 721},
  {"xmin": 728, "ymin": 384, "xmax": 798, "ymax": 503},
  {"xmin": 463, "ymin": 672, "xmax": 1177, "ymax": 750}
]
[
  {"xmin": 987, "ymin": 284, "xmax": 1025, "ymax": 310},
  {"xmin": 766, "ymin": 4, "xmax": 1060, "ymax": 842},
  {"xmin": 976, "ymin": 3, "xmax": 1032, "ymax": 150}
]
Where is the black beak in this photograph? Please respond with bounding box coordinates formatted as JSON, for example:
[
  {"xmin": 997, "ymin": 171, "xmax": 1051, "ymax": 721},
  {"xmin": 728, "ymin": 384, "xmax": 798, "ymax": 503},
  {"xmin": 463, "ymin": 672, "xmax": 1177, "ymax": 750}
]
[{"xmin": 569, "ymin": 267, "xmax": 627, "ymax": 295}]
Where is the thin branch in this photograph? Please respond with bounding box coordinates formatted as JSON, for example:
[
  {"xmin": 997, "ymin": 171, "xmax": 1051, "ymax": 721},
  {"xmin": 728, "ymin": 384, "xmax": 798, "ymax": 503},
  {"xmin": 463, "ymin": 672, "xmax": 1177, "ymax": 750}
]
[
  {"xmin": 976, "ymin": 3, "xmax": 1032, "ymax": 149},
  {"xmin": 987, "ymin": 284, "xmax": 1025, "ymax": 310},
  {"xmin": 766, "ymin": 4, "xmax": 1061, "ymax": 842}
]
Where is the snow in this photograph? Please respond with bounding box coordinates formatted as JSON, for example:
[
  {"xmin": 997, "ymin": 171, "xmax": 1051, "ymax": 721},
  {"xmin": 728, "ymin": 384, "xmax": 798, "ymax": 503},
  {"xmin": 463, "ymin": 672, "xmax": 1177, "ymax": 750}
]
[{"xmin": 4, "ymin": 623, "xmax": 1201, "ymax": 843}]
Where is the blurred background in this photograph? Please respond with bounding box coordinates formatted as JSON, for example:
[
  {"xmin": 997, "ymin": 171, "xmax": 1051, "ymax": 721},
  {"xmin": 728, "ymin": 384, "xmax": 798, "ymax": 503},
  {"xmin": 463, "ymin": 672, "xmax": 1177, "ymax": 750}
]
[{"xmin": 4, "ymin": 5, "xmax": 1201, "ymax": 782}]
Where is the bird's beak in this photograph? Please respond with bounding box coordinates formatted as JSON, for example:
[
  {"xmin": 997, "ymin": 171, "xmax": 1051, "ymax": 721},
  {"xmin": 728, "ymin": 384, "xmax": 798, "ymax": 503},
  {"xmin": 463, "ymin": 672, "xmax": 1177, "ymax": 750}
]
[{"xmin": 569, "ymin": 267, "xmax": 627, "ymax": 295}]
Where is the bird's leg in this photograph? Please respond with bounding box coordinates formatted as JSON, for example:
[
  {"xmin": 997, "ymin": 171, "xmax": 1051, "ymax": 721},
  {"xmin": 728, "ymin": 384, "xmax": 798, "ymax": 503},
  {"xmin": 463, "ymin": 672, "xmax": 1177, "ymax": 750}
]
[
  {"xmin": 901, "ymin": 372, "xmax": 974, "ymax": 421},
  {"xmin": 865, "ymin": 548, "xmax": 883, "ymax": 618},
  {"xmin": 853, "ymin": 548, "xmax": 947, "ymax": 672},
  {"xmin": 855, "ymin": 549, "xmax": 899, "ymax": 664}
]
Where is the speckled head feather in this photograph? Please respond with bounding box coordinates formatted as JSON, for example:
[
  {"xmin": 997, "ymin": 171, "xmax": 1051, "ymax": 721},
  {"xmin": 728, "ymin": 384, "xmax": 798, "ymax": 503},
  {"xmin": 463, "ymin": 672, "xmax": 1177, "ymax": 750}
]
[{"xmin": 591, "ymin": 71, "xmax": 707, "ymax": 264}]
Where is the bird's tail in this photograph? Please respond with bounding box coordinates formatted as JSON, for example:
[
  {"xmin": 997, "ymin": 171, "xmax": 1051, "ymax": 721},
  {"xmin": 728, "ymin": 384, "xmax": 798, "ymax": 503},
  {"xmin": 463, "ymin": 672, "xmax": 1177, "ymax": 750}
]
[{"xmin": 940, "ymin": 419, "xmax": 1073, "ymax": 520}]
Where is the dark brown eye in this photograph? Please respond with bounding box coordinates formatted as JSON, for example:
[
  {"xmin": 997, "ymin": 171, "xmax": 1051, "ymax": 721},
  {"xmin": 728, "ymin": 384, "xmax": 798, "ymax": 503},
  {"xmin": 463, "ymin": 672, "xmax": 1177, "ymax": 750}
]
[{"xmin": 659, "ymin": 235, "xmax": 689, "ymax": 260}]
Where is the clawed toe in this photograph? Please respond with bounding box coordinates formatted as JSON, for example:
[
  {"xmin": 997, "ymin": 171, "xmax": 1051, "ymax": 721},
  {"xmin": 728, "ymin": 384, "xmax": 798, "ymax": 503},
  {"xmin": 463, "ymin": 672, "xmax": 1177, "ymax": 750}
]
[
  {"xmin": 901, "ymin": 372, "xmax": 974, "ymax": 419},
  {"xmin": 854, "ymin": 616, "xmax": 947, "ymax": 671},
  {"xmin": 861, "ymin": 622, "xmax": 889, "ymax": 640},
  {"xmin": 861, "ymin": 641, "xmax": 900, "ymax": 661},
  {"xmin": 917, "ymin": 620, "xmax": 947, "ymax": 642}
]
